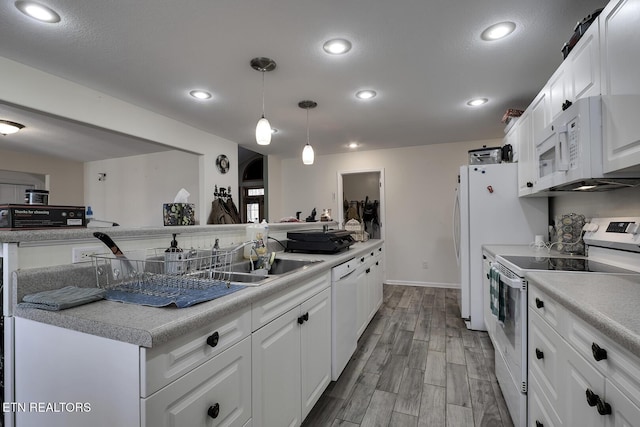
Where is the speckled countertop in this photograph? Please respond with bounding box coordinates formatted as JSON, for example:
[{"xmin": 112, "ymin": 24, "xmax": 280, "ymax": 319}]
[
  {"xmin": 526, "ymin": 271, "xmax": 640, "ymax": 355},
  {"xmin": 14, "ymin": 240, "xmax": 382, "ymax": 348}
]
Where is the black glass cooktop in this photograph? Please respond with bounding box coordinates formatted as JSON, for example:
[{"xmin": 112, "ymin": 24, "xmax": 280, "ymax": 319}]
[{"xmin": 500, "ymin": 255, "xmax": 637, "ymax": 274}]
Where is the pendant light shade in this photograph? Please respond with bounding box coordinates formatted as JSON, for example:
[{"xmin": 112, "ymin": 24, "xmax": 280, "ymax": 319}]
[
  {"xmin": 302, "ymin": 143, "xmax": 315, "ymax": 165},
  {"xmin": 298, "ymin": 100, "xmax": 317, "ymax": 165},
  {"xmin": 256, "ymin": 116, "xmax": 271, "ymax": 145},
  {"xmin": 251, "ymin": 57, "xmax": 277, "ymax": 146}
]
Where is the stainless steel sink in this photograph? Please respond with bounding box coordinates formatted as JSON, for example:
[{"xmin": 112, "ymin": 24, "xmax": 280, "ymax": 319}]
[{"xmin": 225, "ymin": 258, "xmax": 322, "ymax": 286}]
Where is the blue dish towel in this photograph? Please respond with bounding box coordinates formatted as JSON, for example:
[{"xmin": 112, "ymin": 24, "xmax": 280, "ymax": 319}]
[
  {"xmin": 489, "ymin": 265, "xmax": 499, "ymax": 317},
  {"xmin": 104, "ymin": 280, "xmax": 245, "ymax": 308},
  {"xmin": 19, "ymin": 286, "xmax": 106, "ymax": 311}
]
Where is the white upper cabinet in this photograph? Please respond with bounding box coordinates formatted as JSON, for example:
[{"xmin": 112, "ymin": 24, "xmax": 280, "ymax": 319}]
[{"xmin": 600, "ymin": 0, "xmax": 640, "ymax": 173}]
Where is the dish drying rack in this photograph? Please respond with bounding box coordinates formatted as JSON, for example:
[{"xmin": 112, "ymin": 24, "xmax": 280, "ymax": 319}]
[{"xmin": 91, "ymin": 248, "xmax": 245, "ymax": 308}]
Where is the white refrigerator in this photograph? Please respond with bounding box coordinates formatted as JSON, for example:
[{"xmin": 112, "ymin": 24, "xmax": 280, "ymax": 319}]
[{"xmin": 454, "ymin": 163, "xmax": 548, "ymax": 331}]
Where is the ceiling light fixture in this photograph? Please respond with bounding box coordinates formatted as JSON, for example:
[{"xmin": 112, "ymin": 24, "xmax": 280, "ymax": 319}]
[
  {"xmin": 355, "ymin": 90, "xmax": 377, "ymax": 100},
  {"xmin": 299, "ymin": 100, "xmax": 317, "ymax": 165},
  {"xmin": 251, "ymin": 57, "xmax": 277, "ymax": 146},
  {"xmin": 15, "ymin": 1, "xmax": 61, "ymax": 23},
  {"xmin": 467, "ymin": 98, "xmax": 488, "ymax": 107},
  {"xmin": 189, "ymin": 90, "xmax": 212, "ymax": 100},
  {"xmin": 480, "ymin": 21, "xmax": 516, "ymax": 41},
  {"xmin": 348, "ymin": 142, "xmax": 359, "ymax": 149},
  {"xmin": 323, "ymin": 39, "xmax": 352, "ymax": 55},
  {"xmin": 0, "ymin": 120, "xmax": 26, "ymax": 135}
]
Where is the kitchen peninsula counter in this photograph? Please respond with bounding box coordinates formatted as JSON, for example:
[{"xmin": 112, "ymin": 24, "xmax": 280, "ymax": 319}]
[{"xmin": 12, "ymin": 240, "xmax": 382, "ymax": 348}]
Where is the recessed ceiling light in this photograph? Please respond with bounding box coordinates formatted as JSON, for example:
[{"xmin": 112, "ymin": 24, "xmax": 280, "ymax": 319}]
[
  {"xmin": 0, "ymin": 120, "xmax": 26, "ymax": 135},
  {"xmin": 15, "ymin": 1, "xmax": 61, "ymax": 23},
  {"xmin": 348, "ymin": 142, "xmax": 359, "ymax": 149},
  {"xmin": 481, "ymin": 21, "xmax": 516, "ymax": 41},
  {"xmin": 189, "ymin": 90, "xmax": 212, "ymax": 100},
  {"xmin": 323, "ymin": 39, "xmax": 352, "ymax": 55},
  {"xmin": 356, "ymin": 90, "xmax": 377, "ymax": 100},
  {"xmin": 467, "ymin": 98, "xmax": 488, "ymax": 107}
]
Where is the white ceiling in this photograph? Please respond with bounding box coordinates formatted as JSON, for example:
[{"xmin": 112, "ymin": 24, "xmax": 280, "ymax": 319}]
[{"xmin": 0, "ymin": 0, "xmax": 608, "ymax": 162}]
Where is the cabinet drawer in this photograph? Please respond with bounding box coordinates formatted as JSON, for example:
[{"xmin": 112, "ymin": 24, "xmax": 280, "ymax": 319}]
[
  {"xmin": 528, "ymin": 373, "xmax": 562, "ymax": 427},
  {"xmin": 142, "ymin": 337, "xmax": 251, "ymax": 427},
  {"xmin": 252, "ymin": 271, "xmax": 330, "ymax": 331},
  {"xmin": 141, "ymin": 308, "xmax": 251, "ymax": 397},
  {"xmin": 529, "ymin": 310, "xmax": 564, "ymax": 412},
  {"xmin": 528, "ymin": 285, "xmax": 562, "ymax": 332},
  {"xmin": 565, "ymin": 311, "xmax": 640, "ymax": 409}
]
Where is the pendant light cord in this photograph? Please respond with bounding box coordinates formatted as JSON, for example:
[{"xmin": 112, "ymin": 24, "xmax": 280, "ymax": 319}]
[
  {"xmin": 306, "ymin": 108, "xmax": 310, "ymax": 144},
  {"xmin": 261, "ymin": 71, "xmax": 266, "ymax": 117}
]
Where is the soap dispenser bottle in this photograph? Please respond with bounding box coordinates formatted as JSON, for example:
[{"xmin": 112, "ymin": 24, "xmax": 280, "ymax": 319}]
[{"xmin": 165, "ymin": 233, "xmax": 185, "ymax": 275}]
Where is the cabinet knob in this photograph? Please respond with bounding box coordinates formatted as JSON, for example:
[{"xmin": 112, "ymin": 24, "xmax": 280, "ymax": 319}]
[
  {"xmin": 535, "ymin": 348, "xmax": 544, "ymax": 360},
  {"xmin": 207, "ymin": 403, "xmax": 220, "ymax": 419},
  {"xmin": 298, "ymin": 315, "xmax": 305, "ymax": 325},
  {"xmin": 486, "ymin": 273, "xmax": 490, "ymax": 279},
  {"xmin": 527, "ymin": 182, "xmax": 534, "ymax": 188},
  {"xmin": 597, "ymin": 398, "xmax": 612, "ymax": 416},
  {"xmin": 535, "ymin": 298, "xmax": 544, "ymax": 309},
  {"xmin": 586, "ymin": 388, "xmax": 599, "ymax": 407},
  {"xmin": 376, "ymin": 261, "xmax": 379, "ymax": 266},
  {"xmin": 206, "ymin": 331, "xmax": 220, "ymax": 348},
  {"xmin": 366, "ymin": 268, "xmax": 371, "ymax": 274},
  {"xmin": 592, "ymin": 343, "xmax": 608, "ymax": 361},
  {"xmin": 303, "ymin": 312, "xmax": 309, "ymax": 321},
  {"xmin": 535, "ymin": 421, "xmax": 544, "ymax": 427},
  {"xmin": 562, "ymin": 100, "xmax": 573, "ymax": 111},
  {"xmin": 361, "ymin": 257, "xmax": 365, "ymax": 262},
  {"xmin": 371, "ymin": 252, "xmax": 374, "ymax": 256}
]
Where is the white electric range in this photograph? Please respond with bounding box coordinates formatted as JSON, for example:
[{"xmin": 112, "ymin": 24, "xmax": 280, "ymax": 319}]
[{"xmin": 492, "ymin": 217, "xmax": 640, "ymax": 427}]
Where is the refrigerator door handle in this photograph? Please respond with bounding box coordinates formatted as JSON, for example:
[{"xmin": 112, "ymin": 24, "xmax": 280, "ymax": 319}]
[{"xmin": 453, "ymin": 188, "xmax": 461, "ymax": 266}]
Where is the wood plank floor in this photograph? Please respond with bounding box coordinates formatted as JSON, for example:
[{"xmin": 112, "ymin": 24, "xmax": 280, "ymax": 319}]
[{"xmin": 302, "ymin": 284, "xmax": 515, "ymax": 427}]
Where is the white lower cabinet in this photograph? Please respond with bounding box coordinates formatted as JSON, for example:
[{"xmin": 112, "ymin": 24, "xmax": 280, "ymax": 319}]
[
  {"xmin": 252, "ymin": 286, "xmax": 332, "ymax": 427},
  {"xmin": 356, "ymin": 244, "xmax": 384, "ymax": 338},
  {"xmin": 142, "ymin": 337, "xmax": 251, "ymax": 427},
  {"xmin": 528, "ymin": 284, "xmax": 640, "ymax": 427}
]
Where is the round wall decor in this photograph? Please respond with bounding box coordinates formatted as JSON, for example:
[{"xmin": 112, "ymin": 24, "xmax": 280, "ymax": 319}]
[{"xmin": 216, "ymin": 154, "xmax": 230, "ymax": 174}]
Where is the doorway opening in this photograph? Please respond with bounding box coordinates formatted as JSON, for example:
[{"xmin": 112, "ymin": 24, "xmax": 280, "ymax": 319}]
[
  {"xmin": 238, "ymin": 146, "xmax": 267, "ymax": 223},
  {"xmin": 338, "ymin": 169, "xmax": 385, "ymax": 240}
]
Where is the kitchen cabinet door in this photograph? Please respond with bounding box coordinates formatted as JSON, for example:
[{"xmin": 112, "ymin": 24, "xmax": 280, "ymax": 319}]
[
  {"xmin": 600, "ymin": 0, "xmax": 640, "ymax": 173},
  {"xmin": 548, "ymin": 64, "xmax": 572, "ymax": 122},
  {"xmin": 252, "ymin": 306, "xmax": 302, "ymax": 427},
  {"xmin": 371, "ymin": 254, "xmax": 383, "ymax": 313},
  {"xmin": 356, "ymin": 262, "xmax": 369, "ymax": 338},
  {"xmin": 569, "ymin": 22, "xmax": 600, "ymax": 101},
  {"xmin": 561, "ymin": 339, "xmax": 606, "ymax": 427},
  {"xmin": 516, "ymin": 112, "xmax": 538, "ymax": 197},
  {"xmin": 482, "ymin": 253, "xmax": 495, "ymax": 342},
  {"xmin": 605, "ymin": 379, "xmax": 640, "ymax": 427},
  {"xmin": 300, "ymin": 288, "xmax": 332, "ymax": 419}
]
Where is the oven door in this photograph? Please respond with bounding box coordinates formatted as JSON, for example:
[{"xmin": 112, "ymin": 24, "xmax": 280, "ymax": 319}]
[{"xmin": 493, "ymin": 269, "xmax": 527, "ymax": 393}]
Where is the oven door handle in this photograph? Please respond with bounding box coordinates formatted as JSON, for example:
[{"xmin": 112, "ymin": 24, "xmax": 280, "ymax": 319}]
[{"xmin": 497, "ymin": 271, "xmax": 524, "ymax": 289}]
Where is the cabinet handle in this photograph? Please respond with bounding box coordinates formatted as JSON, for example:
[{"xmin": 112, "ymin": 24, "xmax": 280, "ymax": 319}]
[
  {"xmin": 366, "ymin": 268, "xmax": 371, "ymax": 274},
  {"xmin": 535, "ymin": 298, "xmax": 544, "ymax": 309},
  {"xmin": 592, "ymin": 343, "xmax": 607, "ymax": 361},
  {"xmin": 376, "ymin": 261, "xmax": 379, "ymax": 266},
  {"xmin": 207, "ymin": 403, "xmax": 220, "ymax": 419},
  {"xmin": 303, "ymin": 312, "xmax": 309, "ymax": 321},
  {"xmin": 535, "ymin": 421, "xmax": 543, "ymax": 427},
  {"xmin": 585, "ymin": 389, "xmax": 599, "ymax": 407},
  {"xmin": 361, "ymin": 257, "xmax": 365, "ymax": 262},
  {"xmin": 596, "ymin": 398, "xmax": 612, "ymax": 415},
  {"xmin": 535, "ymin": 348, "xmax": 544, "ymax": 360},
  {"xmin": 562, "ymin": 99, "xmax": 573, "ymax": 111},
  {"xmin": 527, "ymin": 182, "xmax": 533, "ymax": 188},
  {"xmin": 206, "ymin": 331, "xmax": 219, "ymax": 348},
  {"xmin": 378, "ymin": 248, "xmax": 382, "ymax": 252},
  {"xmin": 371, "ymin": 252, "xmax": 374, "ymax": 256},
  {"xmin": 298, "ymin": 315, "xmax": 305, "ymax": 325},
  {"xmin": 486, "ymin": 273, "xmax": 490, "ymax": 279}
]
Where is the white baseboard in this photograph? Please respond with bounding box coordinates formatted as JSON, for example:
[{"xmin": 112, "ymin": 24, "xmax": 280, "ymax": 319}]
[{"xmin": 384, "ymin": 280, "xmax": 460, "ymax": 289}]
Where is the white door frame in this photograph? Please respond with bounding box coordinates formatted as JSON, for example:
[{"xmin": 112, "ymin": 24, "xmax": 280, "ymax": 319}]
[{"xmin": 336, "ymin": 168, "xmax": 385, "ymax": 242}]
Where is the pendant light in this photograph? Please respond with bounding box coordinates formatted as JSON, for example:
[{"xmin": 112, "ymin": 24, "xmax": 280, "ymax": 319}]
[
  {"xmin": 299, "ymin": 100, "xmax": 317, "ymax": 165},
  {"xmin": 251, "ymin": 57, "xmax": 277, "ymax": 145}
]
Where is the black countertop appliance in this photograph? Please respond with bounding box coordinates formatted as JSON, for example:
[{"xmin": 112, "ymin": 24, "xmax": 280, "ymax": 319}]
[{"xmin": 286, "ymin": 229, "xmax": 355, "ymax": 254}]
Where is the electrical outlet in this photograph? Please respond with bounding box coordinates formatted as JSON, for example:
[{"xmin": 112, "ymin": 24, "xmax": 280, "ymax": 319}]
[
  {"xmin": 422, "ymin": 261, "xmax": 429, "ymax": 269},
  {"xmin": 72, "ymin": 246, "xmax": 104, "ymax": 263}
]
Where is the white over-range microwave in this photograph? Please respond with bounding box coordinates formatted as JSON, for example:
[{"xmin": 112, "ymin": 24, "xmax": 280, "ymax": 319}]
[{"xmin": 534, "ymin": 95, "xmax": 640, "ymax": 192}]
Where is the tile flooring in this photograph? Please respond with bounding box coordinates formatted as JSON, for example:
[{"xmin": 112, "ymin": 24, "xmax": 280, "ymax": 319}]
[{"xmin": 302, "ymin": 284, "xmax": 515, "ymax": 427}]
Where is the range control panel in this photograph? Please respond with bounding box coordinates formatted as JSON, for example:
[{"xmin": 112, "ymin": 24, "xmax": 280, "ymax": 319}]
[
  {"xmin": 606, "ymin": 221, "xmax": 637, "ymax": 233},
  {"xmin": 584, "ymin": 217, "xmax": 640, "ymax": 252}
]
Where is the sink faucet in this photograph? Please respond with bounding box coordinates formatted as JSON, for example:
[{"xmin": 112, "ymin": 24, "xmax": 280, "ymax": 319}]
[{"xmin": 232, "ymin": 240, "xmax": 270, "ymax": 272}]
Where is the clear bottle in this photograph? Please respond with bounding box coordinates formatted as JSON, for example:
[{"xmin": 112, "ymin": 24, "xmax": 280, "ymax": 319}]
[{"xmin": 86, "ymin": 206, "xmax": 94, "ymax": 225}]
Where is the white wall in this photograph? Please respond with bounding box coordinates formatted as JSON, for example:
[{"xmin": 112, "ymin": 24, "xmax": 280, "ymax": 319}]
[
  {"xmin": 0, "ymin": 148, "xmax": 84, "ymax": 206},
  {"xmin": 84, "ymin": 151, "xmax": 200, "ymax": 226},
  {"xmin": 278, "ymin": 138, "xmax": 499, "ymax": 286}
]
